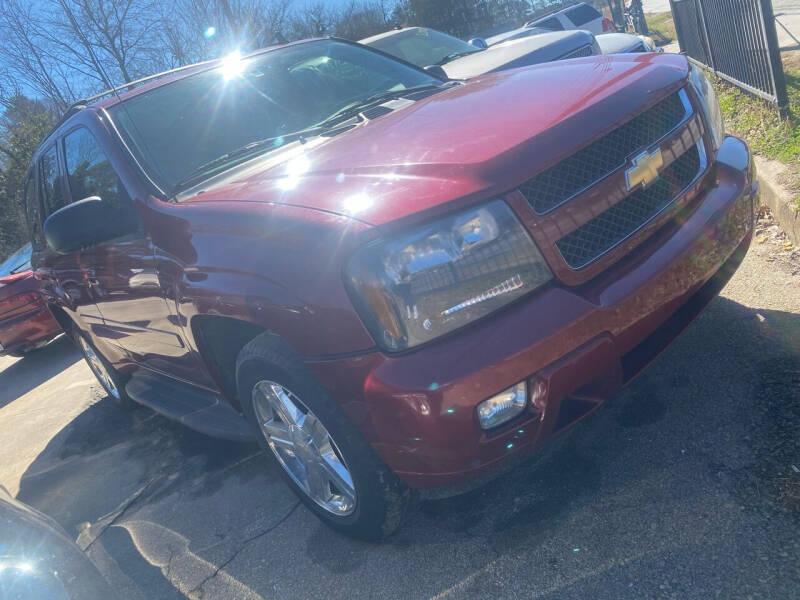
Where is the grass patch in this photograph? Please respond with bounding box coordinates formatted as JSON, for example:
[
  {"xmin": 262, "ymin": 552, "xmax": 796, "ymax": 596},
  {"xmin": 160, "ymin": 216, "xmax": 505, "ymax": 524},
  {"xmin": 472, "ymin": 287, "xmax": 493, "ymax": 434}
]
[
  {"xmin": 645, "ymin": 11, "xmax": 676, "ymax": 45},
  {"xmin": 717, "ymin": 71, "xmax": 800, "ymax": 163},
  {"xmin": 715, "ymin": 59, "xmax": 800, "ymax": 206}
]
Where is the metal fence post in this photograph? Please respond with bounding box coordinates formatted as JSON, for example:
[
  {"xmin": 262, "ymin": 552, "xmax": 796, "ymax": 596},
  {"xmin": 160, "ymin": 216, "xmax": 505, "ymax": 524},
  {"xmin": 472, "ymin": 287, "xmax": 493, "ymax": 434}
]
[
  {"xmin": 760, "ymin": 0, "xmax": 791, "ymax": 117},
  {"xmin": 695, "ymin": 0, "xmax": 717, "ymax": 72}
]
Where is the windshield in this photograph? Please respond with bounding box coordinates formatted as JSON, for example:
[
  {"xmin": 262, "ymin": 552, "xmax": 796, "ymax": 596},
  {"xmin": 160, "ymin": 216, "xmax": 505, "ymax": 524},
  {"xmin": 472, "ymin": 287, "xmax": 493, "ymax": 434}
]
[
  {"xmin": 365, "ymin": 28, "xmax": 481, "ymax": 68},
  {"xmin": 107, "ymin": 40, "xmax": 440, "ymax": 192},
  {"xmin": 0, "ymin": 244, "xmax": 32, "ymax": 278}
]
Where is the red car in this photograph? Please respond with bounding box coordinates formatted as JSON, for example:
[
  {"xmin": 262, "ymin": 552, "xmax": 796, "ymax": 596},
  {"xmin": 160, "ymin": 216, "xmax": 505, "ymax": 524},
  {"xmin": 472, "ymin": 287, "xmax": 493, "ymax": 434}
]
[
  {"xmin": 28, "ymin": 39, "xmax": 755, "ymax": 539},
  {"xmin": 0, "ymin": 244, "xmax": 61, "ymax": 357}
]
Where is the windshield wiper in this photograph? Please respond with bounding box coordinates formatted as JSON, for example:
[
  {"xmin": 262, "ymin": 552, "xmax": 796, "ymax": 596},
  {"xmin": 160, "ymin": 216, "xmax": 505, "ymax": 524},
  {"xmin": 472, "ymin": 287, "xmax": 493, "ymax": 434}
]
[
  {"xmin": 436, "ymin": 50, "xmax": 480, "ymax": 65},
  {"xmin": 315, "ymin": 84, "xmax": 446, "ymax": 129},
  {"xmin": 173, "ymin": 126, "xmax": 329, "ymax": 192}
]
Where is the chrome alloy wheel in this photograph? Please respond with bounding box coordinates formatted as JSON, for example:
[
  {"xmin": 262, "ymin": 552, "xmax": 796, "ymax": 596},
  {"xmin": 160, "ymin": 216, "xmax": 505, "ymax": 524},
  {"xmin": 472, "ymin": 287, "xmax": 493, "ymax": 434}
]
[
  {"xmin": 252, "ymin": 380, "xmax": 356, "ymax": 516},
  {"xmin": 78, "ymin": 336, "xmax": 120, "ymax": 400}
]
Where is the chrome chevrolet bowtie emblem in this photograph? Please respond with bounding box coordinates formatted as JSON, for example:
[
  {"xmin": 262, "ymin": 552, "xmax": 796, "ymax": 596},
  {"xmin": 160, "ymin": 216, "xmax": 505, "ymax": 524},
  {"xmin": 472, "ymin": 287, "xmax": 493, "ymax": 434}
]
[{"xmin": 625, "ymin": 148, "xmax": 664, "ymax": 192}]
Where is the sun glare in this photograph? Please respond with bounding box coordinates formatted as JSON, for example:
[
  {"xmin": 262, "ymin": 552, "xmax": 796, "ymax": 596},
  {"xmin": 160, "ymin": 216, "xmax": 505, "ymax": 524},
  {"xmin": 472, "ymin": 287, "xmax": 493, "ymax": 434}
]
[{"xmin": 220, "ymin": 50, "xmax": 244, "ymax": 81}]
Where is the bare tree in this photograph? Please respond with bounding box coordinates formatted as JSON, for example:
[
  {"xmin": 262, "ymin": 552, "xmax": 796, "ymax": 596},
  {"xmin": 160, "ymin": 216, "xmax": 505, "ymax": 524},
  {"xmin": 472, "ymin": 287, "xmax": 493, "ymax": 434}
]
[
  {"xmin": 42, "ymin": 0, "xmax": 169, "ymax": 86},
  {"xmin": 335, "ymin": 0, "xmax": 394, "ymax": 40},
  {"xmin": 0, "ymin": 0, "xmax": 76, "ymax": 113}
]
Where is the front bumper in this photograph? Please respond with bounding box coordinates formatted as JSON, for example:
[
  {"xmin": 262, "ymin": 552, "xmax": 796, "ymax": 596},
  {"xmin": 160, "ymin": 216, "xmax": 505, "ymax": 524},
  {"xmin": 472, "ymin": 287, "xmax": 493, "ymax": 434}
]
[{"xmin": 309, "ymin": 135, "xmax": 757, "ymax": 489}]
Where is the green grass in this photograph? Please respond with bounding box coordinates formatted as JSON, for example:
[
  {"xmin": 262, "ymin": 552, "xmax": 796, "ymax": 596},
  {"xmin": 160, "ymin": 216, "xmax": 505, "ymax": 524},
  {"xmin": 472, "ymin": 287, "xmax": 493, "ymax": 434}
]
[
  {"xmin": 716, "ymin": 66, "xmax": 800, "ymax": 208},
  {"xmin": 644, "ymin": 11, "xmax": 676, "ymax": 45},
  {"xmin": 716, "ymin": 71, "xmax": 800, "ymax": 163}
]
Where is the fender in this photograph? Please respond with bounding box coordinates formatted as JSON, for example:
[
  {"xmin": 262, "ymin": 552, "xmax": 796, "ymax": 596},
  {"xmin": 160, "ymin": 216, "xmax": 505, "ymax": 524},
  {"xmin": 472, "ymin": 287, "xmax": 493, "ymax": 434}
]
[{"xmin": 143, "ymin": 197, "xmax": 377, "ymax": 359}]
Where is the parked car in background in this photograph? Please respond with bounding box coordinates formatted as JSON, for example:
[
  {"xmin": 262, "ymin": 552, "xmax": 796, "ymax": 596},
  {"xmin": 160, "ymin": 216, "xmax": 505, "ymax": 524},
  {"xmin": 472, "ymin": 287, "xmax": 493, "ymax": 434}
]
[
  {"xmin": 28, "ymin": 38, "xmax": 755, "ymax": 539},
  {"xmin": 526, "ymin": 2, "xmax": 614, "ymax": 34},
  {"xmin": 486, "ymin": 25, "xmax": 661, "ymax": 55},
  {"xmin": 360, "ymin": 26, "xmax": 598, "ymax": 79},
  {"xmin": 596, "ymin": 32, "xmax": 662, "ymax": 53},
  {"xmin": 0, "ymin": 485, "xmax": 116, "ymax": 599},
  {"xmin": 0, "ymin": 243, "xmax": 61, "ymax": 357}
]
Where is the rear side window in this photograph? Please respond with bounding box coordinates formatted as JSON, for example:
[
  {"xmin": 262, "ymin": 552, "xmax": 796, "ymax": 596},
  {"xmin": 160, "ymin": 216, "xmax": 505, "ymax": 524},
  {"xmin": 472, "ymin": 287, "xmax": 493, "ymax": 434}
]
[
  {"xmin": 64, "ymin": 127, "xmax": 126, "ymax": 207},
  {"xmin": 23, "ymin": 173, "xmax": 45, "ymax": 250},
  {"xmin": 565, "ymin": 4, "xmax": 602, "ymax": 26},
  {"xmin": 535, "ymin": 17, "xmax": 564, "ymax": 30},
  {"xmin": 39, "ymin": 144, "xmax": 66, "ymax": 216}
]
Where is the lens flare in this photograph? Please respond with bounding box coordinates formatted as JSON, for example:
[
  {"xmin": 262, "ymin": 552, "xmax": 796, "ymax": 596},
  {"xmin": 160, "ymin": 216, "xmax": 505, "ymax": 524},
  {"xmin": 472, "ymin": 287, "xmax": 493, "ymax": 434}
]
[{"xmin": 220, "ymin": 50, "xmax": 244, "ymax": 81}]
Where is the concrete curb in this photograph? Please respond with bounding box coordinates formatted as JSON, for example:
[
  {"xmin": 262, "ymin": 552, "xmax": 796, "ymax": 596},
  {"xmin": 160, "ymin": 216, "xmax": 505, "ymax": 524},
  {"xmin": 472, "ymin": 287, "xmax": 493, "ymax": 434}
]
[{"xmin": 754, "ymin": 156, "xmax": 800, "ymax": 246}]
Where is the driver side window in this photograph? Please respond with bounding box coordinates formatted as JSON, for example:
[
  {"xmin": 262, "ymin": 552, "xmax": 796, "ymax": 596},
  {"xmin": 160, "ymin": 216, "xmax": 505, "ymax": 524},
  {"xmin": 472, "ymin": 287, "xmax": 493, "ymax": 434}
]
[{"xmin": 63, "ymin": 127, "xmax": 128, "ymax": 208}]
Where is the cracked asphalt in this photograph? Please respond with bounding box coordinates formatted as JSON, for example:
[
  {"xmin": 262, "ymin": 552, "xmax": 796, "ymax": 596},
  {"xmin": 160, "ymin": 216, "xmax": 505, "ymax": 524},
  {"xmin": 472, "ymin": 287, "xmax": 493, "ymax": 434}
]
[{"xmin": 1, "ymin": 222, "xmax": 798, "ymax": 600}]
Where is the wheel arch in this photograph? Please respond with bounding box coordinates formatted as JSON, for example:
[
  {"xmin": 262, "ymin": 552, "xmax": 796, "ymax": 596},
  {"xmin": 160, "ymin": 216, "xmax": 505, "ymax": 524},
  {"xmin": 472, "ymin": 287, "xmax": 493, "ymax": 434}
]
[{"xmin": 190, "ymin": 314, "xmax": 272, "ymax": 403}]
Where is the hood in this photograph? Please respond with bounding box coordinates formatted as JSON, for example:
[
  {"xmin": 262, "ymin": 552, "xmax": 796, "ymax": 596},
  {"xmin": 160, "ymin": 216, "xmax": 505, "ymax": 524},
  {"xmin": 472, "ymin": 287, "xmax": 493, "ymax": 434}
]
[
  {"xmin": 442, "ymin": 30, "xmax": 596, "ymax": 79},
  {"xmin": 182, "ymin": 54, "xmax": 690, "ymax": 227},
  {"xmin": 596, "ymin": 32, "xmax": 645, "ymax": 54}
]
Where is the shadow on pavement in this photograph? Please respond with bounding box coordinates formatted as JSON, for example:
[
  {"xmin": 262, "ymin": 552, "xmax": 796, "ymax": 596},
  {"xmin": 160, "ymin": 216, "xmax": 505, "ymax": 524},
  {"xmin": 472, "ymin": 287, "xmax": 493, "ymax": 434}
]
[
  {"xmin": 0, "ymin": 335, "xmax": 81, "ymax": 408},
  {"xmin": 13, "ymin": 296, "xmax": 800, "ymax": 600}
]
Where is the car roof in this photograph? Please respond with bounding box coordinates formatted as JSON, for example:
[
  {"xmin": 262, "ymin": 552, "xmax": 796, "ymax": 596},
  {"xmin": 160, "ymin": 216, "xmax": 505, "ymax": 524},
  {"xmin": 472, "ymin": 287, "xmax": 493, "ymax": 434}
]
[
  {"xmin": 359, "ymin": 27, "xmax": 428, "ymax": 45},
  {"xmin": 529, "ymin": 1, "xmax": 592, "ymax": 21}
]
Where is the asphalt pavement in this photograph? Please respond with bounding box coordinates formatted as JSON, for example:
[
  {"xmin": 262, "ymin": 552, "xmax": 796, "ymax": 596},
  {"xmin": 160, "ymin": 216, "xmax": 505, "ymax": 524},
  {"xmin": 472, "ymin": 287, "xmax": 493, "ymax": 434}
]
[{"xmin": 1, "ymin": 219, "xmax": 798, "ymax": 600}]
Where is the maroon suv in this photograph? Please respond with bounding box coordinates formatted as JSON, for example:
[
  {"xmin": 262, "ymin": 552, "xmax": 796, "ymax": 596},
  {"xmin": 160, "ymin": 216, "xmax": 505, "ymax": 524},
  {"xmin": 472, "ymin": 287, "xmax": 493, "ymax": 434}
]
[{"xmin": 28, "ymin": 39, "xmax": 756, "ymax": 539}]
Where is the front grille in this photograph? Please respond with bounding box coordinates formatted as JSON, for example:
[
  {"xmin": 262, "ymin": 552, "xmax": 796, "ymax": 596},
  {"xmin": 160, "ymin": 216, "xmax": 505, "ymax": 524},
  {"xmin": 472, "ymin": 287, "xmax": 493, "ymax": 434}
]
[
  {"xmin": 555, "ymin": 144, "xmax": 703, "ymax": 269},
  {"xmin": 559, "ymin": 44, "xmax": 594, "ymax": 60},
  {"xmin": 520, "ymin": 91, "xmax": 688, "ymax": 214}
]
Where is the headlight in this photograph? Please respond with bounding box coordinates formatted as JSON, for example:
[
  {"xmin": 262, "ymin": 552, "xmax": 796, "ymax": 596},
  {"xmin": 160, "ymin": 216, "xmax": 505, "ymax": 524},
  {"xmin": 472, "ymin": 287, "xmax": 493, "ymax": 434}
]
[
  {"xmin": 688, "ymin": 63, "xmax": 724, "ymax": 149},
  {"xmin": 345, "ymin": 200, "xmax": 553, "ymax": 351}
]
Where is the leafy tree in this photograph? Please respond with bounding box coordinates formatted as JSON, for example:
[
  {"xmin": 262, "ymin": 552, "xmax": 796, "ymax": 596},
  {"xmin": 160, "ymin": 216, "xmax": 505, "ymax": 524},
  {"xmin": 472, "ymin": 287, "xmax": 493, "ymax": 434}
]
[{"xmin": 0, "ymin": 97, "xmax": 54, "ymax": 257}]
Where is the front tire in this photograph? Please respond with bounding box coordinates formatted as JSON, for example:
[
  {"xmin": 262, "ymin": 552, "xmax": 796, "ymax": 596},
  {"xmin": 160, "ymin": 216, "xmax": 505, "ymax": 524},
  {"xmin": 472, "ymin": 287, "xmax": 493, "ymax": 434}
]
[{"xmin": 236, "ymin": 333, "xmax": 413, "ymax": 540}]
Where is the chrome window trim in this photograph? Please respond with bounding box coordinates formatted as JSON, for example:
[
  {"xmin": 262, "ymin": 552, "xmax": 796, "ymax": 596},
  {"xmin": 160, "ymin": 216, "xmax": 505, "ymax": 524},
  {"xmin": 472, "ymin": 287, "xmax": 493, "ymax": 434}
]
[
  {"xmin": 531, "ymin": 87, "xmax": 695, "ymax": 215},
  {"xmin": 556, "ymin": 138, "xmax": 708, "ymax": 270}
]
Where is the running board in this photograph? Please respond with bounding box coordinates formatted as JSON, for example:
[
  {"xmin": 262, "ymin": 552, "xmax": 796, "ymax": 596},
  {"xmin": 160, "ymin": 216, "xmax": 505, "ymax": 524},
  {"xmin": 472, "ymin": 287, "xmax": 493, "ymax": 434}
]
[{"xmin": 124, "ymin": 370, "xmax": 255, "ymax": 442}]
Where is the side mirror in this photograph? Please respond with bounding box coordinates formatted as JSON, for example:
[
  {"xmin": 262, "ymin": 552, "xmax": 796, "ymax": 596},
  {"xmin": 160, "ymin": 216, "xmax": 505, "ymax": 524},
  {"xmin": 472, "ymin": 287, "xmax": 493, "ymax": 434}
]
[
  {"xmin": 43, "ymin": 196, "xmax": 136, "ymax": 254},
  {"xmin": 468, "ymin": 37, "xmax": 488, "ymax": 49},
  {"xmin": 423, "ymin": 64, "xmax": 448, "ymax": 79}
]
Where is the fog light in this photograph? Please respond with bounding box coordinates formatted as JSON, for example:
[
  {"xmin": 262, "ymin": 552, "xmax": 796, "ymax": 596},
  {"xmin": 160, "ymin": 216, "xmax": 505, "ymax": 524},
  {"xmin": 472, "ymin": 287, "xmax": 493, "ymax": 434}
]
[{"xmin": 477, "ymin": 382, "xmax": 527, "ymax": 430}]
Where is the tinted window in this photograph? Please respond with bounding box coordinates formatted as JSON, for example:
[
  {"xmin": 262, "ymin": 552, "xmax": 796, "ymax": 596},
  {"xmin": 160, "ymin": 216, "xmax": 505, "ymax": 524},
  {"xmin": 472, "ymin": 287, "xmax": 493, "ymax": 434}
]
[
  {"xmin": 535, "ymin": 17, "xmax": 564, "ymax": 30},
  {"xmin": 39, "ymin": 145, "xmax": 65, "ymax": 216},
  {"xmin": 64, "ymin": 127, "xmax": 126, "ymax": 207},
  {"xmin": 565, "ymin": 4, "xmax": 602, "ymax": 25},
  {"xmin": 0, "ymin": 244, "xmax": 32, "ymax": 278},
  {"xmin": 23, "ymin": 174, "xmax": 45, "ymax": 250},
  {"xmin": 107, "ymin": 39, "xmax": 441, "ymax": 191}
]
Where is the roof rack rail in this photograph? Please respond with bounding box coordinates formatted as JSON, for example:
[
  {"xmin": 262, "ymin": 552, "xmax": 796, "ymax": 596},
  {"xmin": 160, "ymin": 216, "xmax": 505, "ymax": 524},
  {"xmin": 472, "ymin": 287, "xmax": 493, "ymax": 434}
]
[{"xmin": 79, "ymin": 59, "xmax": 216, "ymax": 107}]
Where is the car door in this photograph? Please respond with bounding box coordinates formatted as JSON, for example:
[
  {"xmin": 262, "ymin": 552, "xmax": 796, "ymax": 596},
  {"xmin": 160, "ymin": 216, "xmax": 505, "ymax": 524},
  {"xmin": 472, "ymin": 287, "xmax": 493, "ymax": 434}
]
[
  {"xmin": 61, "ymin": 125, "xmax": 200, "ymax": 380},
  {"xmin": 32, "ymin": 143, "xmax": 89, "ymax": 329}
]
